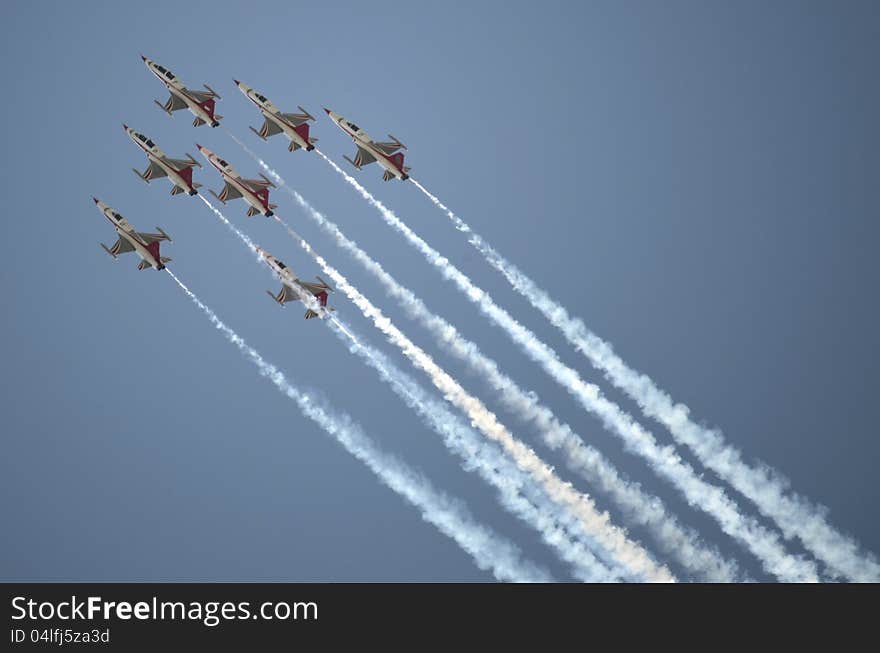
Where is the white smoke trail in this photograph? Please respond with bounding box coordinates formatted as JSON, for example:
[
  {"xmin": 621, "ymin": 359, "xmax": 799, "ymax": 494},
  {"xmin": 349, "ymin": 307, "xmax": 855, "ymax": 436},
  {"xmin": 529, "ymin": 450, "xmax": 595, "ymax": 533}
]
[
  {"xmin": 271, "ymin": 213, "xmax": 675, "ymax": 583},
  {"xmin": 325, "ymin": 316, "xmax": 623, "ymax": 582},
  {"xmin": 316, "ymin": 151, "xmax": 819, "ymax": 582},
  {"xmin": 246, "ymin": 155, "xmax": 739, "ymax": 582},
  {"xmin": 195, "ymin": 183, "xmax": 618, "ymax": 581},
  {"xmin": 164, "ymin": 269, "xmax": 552, "ymax": 583},
  {"xmin": 197, "ymin": 194, "xmax": 261, "ymax": 258},
  {"xmin": 411, "ymin": 181, "xmax": 880, "ymax": 583}
]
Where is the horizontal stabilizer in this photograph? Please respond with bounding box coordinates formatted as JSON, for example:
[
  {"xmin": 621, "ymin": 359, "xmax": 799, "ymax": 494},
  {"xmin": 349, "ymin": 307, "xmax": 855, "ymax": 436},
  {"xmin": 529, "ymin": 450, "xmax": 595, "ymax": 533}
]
[
  {"xmin": 383, "ymin": 169, "xmax": 394, "ymax": 182},
  {"xmin": 137, "ymin": 260, "xmax": 151, "ymax": 271},
  {"xmin": 193, "ymin": 116, "xmax": 206, "ymax": 128},
  {"xmin": 171, "ymin": 185, "xmax": 185, "ymax": 196},
  {"xmin": 288, "ymin": 141, "xmax": 300, "ymax": 152},
  {"xmin": 304, "ymin": 309, "xmax": 319, "ymax": 320},
  {"xmin": 160, "ymin": 256, "xmax": 172, "ymax": 264},
  {"xmin": 247, "ymin": 206, "xmax": 259, "ymax": 217}
]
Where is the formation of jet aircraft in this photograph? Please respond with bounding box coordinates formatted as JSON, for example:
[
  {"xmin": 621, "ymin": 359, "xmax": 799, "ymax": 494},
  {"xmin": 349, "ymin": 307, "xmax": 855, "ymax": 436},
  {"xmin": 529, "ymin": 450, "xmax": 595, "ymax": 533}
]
[{"xmin": 94, "ymin": 55, "xmax": 420, "ymax": 318}]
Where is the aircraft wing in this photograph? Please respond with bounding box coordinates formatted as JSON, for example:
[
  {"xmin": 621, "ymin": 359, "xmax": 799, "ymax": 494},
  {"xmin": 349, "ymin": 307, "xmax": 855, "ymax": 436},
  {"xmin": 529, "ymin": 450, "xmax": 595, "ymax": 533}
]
[
  {"xmin": 217, "ymin": 181, "xmax": 243, "ymax": 202},
  {"xmin": 162, "ymin": 156, "xmax": 198, "ymax": 170},
  {"xmin": 185, "ymin": 88, "xmax": 215, "ymax": 103},
  {"xmin": 141, "ymin": 160, "xmax": 168, "ymax": 181},
  {"xmin": 372, "ymin": 141, "xmax": 402, "ymax": 156},
  {"xmin": 299, "ymin": 280, "xmax": 329, "ymax": 296},
  {"xmin": 281, "ymin": 111, "xmax": 311, "ymax": 126},
  {"xmin": 162, "ymin": 93, "xmax": 188, "ymax": 113},
  {"xmin": 107, "ymin": 236, "xmax": 136, "ymax": 257},
  {"xmin": 353, "ymin": 146, "xmax": 377, "ymax": 168},
  {"xmin": 257, "ymin": 117, "xmax": 283, "ymax": 139},
  {"xmin": 271, "ymin": 283, "xmax": 300, "ymax": 306},
  {"xmin": 137, "ymin": 230, "xmax": 171, "ymax": 245},
  {"xmin": 241, "ymin": 177, "xmax": 272, "ymax": 192}
]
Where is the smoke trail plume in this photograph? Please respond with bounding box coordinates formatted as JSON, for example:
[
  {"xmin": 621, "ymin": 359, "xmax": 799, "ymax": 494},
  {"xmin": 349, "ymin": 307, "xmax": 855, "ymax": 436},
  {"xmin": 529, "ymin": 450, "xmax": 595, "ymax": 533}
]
[
  {"xmin": 315, "ymin": 151, "xmax": 818, "ymax": 582},
  {"xmin": 326, "ymin": 316, "xmax": 623, "ymax": 581},
  {"xmin": 411, "ymin": 181, "xmax": 880, "ymax": 582},
  {"xmin": 245, "ymin": 154, "xmax": 739, "ymax": 582},
  {"xmin": 270, "ymin": 212, "xmax": 675, "ymax": 583},
  {"xmin": 195, "ymin": 179, "xmax": 617, "ymax": 580},
  {"xmin": 165, "ymin": 269, "xmax": 552, "ymax": 583}
]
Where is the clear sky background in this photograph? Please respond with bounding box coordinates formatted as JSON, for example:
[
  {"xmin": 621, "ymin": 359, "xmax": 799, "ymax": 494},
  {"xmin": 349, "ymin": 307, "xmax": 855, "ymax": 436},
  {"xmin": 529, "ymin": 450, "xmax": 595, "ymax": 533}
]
[{"xmin": 1, "ymin": 0, "xmax": 877, "ymax": 581}]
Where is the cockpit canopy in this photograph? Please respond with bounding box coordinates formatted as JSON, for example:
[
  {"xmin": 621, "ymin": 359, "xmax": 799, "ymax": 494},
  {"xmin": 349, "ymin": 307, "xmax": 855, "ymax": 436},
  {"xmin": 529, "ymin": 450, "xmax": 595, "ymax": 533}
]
[
  {"xmin": 155, "ymin": 64, "xmax": 176, "ymax": 81},
  {"xmin": 218, "ymin": 158, "xmax": 229, "ymax": 167},
  {"xmin": 347, "ymin": 121, "xmax": 360, "ymax": 132},
  {"xmin": 277, "ymin": 261, "xmax": 287, "ymax": 270},
  {"xmin": 255, "ymin": 93, "xmax": 268, "ymax": 103},
  {"xmin": 136, "ymin": 133, "xmax": 156, "ymax": 148}
]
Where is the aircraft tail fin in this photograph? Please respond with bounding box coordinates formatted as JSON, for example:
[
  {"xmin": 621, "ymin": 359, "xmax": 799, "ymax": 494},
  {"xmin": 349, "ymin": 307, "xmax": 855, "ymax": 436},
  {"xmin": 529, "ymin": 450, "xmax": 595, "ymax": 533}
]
[{"xmin": 388, "ymin": 152, "xmax": 406, "ymax": 170}]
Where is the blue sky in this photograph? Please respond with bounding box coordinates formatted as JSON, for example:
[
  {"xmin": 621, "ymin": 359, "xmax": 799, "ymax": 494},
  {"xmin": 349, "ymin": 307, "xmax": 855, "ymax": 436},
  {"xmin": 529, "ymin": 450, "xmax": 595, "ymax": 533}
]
[{"xmin": 1, "ymin": 0, "xmax": 878, "ymax": 581}]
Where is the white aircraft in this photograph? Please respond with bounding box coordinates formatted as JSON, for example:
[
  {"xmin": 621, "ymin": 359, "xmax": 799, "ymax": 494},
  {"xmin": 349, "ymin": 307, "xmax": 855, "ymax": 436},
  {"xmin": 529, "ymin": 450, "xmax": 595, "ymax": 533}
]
[
  {"xmin": 257, "ymin": 247, "xmax": 334, "ymax": 320},
  {"xmin": 323, "ymin": 108, "xmax": 410, "ymax": 181},
  {"xmin": 234, "ymin": 81, "xmax": 317, "ymax": 153},
  {"xmin": 197, "ymin": 144, "xmax": 277, "ymax": 217},
  {"xmin": 94, "ymin": 198, "xmax": 172, "ymax": 271},
  {"xmin": 124, "ymin": 125, "xmax": 201, "ymax": 196},
  {"xmin": 141, "ymin": 55, "xmax": 222, "ymax": 128}
]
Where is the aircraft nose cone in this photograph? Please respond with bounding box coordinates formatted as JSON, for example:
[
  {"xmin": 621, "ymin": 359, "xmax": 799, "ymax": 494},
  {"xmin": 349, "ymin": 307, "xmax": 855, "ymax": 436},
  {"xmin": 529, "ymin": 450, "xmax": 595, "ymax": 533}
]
[
  {"xmin": 92, "ymin": 197, "xmax": 99, "ymax": 204},
  {"xmin": 196, "ymin": 143, "xmax": 203, "ymax": 151},
  {"xmin": 323, "ymin": 107, "xmax": 331, "ymax": 115},
  {"xmin": 122, "ymin": 123, "xmax": 128, "ymax": 131},
  {"xmin": 140, "ymin": 54, "xmax": 146, "ymax": 61},
  {"xmin": 233, "ymin": 79, "xmax": 240, "ymax": 86}
]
